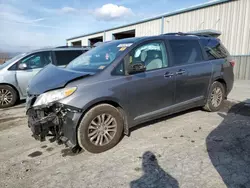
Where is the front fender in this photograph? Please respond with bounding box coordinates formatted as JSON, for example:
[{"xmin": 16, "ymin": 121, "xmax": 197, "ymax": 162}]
[
  {"xmin": 0, "ymin": 71, "xmax": 24, "ymax": 99},
  {"xmin": 60, "ymin": 84, "xmax": 128, "ymax": 112},
  {"xmin": 72, "ymin": 96, "xmax": 131, "ymax": 136},
  {"xmin": 60, "ymin": 86, "xmax": 132, "ymax": 127},
  {"xmin": 80, "ymin": 96, "xmax": 122, "ymax": 112}
]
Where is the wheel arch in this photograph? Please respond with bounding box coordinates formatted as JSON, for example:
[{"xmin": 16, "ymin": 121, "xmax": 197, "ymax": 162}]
[
  {"xmin": 214, "ymin": 78, "xmax": 227, "ymax": 97},
  {"xmin": 76, "ymin": 99, "xmax": 129, "ymax": 146},
  {"xmin": 205, "ymin": 77, "xmax": 227, "ymax": 105},
  {"xmin": 0, "ymin": 83, "xmax": 20, "ymax": 100}
]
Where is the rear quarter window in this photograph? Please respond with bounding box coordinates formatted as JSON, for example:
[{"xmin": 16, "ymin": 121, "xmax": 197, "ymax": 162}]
[
  {"xmin": 200, "ymin": 39, "xmax": 230, "ymax": 60},
  {"xmin": 55, "ymin": 50, "xmax": 84, "ymax": 66},
  {"xmin": 168, "ymin": 39, "xmax": 203, "ymax": 66}
]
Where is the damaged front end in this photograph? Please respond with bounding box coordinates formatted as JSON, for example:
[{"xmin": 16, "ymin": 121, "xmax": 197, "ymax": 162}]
[
  {"xmin": 27, "ymin": 102, "xmax": 82, "ymax": 148},
  {"xmin": 25, "ymin": 64, "xmax": 93, "ymax": 151}
]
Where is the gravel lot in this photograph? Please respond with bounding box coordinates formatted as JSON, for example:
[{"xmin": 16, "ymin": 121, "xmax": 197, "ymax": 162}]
[{"xmin": 0, "ymin": 80, "xmax": 250, "ymax": 188}]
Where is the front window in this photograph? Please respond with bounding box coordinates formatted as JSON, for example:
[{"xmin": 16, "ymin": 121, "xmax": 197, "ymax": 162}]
[
  {"xmin": 67, "ymin": 41, "xmax": 133, "ymax": 72},
  {"xmin": 0, "ymin": 53, "xmax": 26, "ymax": 70},
  {"xmin": 18, "ymin": 51, "xmax": 52, "ymax": 69},
  {"xmin": 130, "ymin": 41, "xmax": 168, "ymax": 71}
]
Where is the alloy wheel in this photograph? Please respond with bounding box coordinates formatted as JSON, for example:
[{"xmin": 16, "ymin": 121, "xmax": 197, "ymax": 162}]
[
  {"xmin": 210, "ymin": 87, "xmax": 223, "ymax": 108},
  {"xmin": 0, "ymin": 89, "xmax": 13, "ymax": 106},
  {"xmin": 88, "ymin": 114, "xmax": 117, "ymax": 146}
]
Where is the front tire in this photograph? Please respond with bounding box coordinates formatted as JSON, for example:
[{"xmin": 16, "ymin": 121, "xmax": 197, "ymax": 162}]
[
  {"xmin": 203, "ymin": 81, "xmax": 225, "ymax": 112},
  {"xmin": 0, "ymin": 85, "xmax": 18, "ymax": 108},
  {"xmin": 77, "ymin": 104, "xmax": 124, "ymax": 153}
]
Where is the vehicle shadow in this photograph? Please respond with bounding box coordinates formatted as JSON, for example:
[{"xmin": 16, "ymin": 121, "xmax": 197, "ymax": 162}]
[
  {"xmin": 206, "ymin": 100, "xmax": 250, "ymax": 188},
  {"xmin": 130, "ymin": 151, "xmax": 179, "ymax": 188}
]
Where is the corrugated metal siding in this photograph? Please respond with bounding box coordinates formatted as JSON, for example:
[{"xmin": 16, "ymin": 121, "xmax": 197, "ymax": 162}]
[
  {"xmin": 232, "ymin": 55, "xmax": 250, "ymax": 80},
  {"xmin": 135, "ymin": 19, "xmax": 162, "ymax": 36},
  {"xmin": 68, "ymin": 0, "xmax": 250, "ymax": 56},
  {"xmin": 164, "ymin": 0, "xmax": 250, "ymax": 55},
  {"xmin": 80, "ymin": 19, "xmax": 162, "ymax": 44},
  {"xmin": 70, "ymin": 18, "xmax": 162, "ymax": 45}
]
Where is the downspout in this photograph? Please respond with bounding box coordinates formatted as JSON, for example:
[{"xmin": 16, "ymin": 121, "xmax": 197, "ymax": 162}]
[
  {"xmin": 161, "ymin": 16, "xmax": 164, "ymax": 34},
  {"xmin": 103, "ymin": 31, "xmax": 106, "ymax": 42}
]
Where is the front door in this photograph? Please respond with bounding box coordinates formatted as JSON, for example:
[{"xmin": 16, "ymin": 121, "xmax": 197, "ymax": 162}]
[
  {"xmin": 16, "ymin": 51, "xmax": 52, "ymax": 96},
  {"xmin": 168, "ymin": 39, "xmax": 212, "ymax": 104},
  {"xmin": 122, "ymin": 40, "xmax": 176, "ymax": 122}
]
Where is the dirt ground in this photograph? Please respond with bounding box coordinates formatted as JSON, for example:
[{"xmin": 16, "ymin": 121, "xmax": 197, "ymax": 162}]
[{"xmin": 0, "ymin": 80, "xmax": 250, "ymax": 188}]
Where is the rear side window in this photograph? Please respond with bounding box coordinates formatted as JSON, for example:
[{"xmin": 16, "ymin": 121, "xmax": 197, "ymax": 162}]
[
  {"xmin": 200, "ymin": 39, "xmax": 230, "ymax": 60},
  {"xmin": 169, "ymin": 40, "xmax": 203, "ymax": 66},
  {"xmin": 55, "ymin": 50, "xmax": 84, "ymax": 66}
]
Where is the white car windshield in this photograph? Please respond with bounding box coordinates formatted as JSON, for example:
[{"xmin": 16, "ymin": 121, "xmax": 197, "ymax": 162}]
[{"xmin": 67, "ymin": 41, "xmax": 133, "ymax": 73}]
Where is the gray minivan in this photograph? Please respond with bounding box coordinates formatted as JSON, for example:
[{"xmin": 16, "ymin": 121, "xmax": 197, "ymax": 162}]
[
  {"xmin": 0, "ymin": 47, "xmax": 90, "ymax": 108},
  {"xmin": 26, "ymin": 34, "xmax": 234, "ymax": 153}
]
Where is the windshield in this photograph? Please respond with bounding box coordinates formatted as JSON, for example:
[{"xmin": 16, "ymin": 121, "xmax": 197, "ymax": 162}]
[
  {"xmin": 0, "ymin": 53, "xmax": 26, "ymax": 70},
  {"xmin": 67, "ymin": 41, "xmax": 133, "ymax": 72}
]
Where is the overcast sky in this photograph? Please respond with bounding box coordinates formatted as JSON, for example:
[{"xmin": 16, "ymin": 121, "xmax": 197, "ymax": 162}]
[{"xmin": 0, "ymin": 0, "xmax": 214, "ymax": 52}]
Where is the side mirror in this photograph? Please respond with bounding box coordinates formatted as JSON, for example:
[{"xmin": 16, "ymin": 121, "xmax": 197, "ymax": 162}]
[
  {"xmin": 18, "ymin": 63, "xmax": 28, "ymax": 70},
  {"xmin": 128, "ymin": 63, "xmax": 146, "ymax": 74}
]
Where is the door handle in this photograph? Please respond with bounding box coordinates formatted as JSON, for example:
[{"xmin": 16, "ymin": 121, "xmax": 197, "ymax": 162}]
[
  {"xmin": 164, "ymin": 72, "xmax": 174, "ymax": 78},
  {"xmin": 176, "ymin": 69, "xmax": 186, "ymax": 75}
]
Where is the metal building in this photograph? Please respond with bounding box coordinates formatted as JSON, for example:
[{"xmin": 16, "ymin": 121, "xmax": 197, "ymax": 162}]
[{"xmin": 67, "ymin": 0, "xmax": 250, "ymax": 56}]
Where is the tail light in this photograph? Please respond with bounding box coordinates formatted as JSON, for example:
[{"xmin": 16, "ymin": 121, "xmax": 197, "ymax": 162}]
[{"xmin": 230, "ymin": 60, "xmax": 235, "ymax": 67}]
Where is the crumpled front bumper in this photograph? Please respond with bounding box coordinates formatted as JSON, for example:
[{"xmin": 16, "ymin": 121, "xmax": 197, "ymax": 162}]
[{"xmin": 27, "ymin": 103, "xmax": 82, "ymax": 147}]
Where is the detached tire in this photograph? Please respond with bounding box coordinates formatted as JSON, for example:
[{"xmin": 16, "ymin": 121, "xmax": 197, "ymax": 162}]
[
  {"xmin": 203, "ymin": 81, "xmax": 225, "ymax": 112},
  {"xmin": 0, "ymin": 85, "xmax": 18, "ymax": 108},
  {"xmin": 77, "ymin": 104, "xmax": 124, "ymax": 153}
]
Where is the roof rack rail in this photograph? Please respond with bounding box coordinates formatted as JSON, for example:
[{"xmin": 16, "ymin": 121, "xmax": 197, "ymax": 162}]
[
  {"xmin": 164, "ymin": 32, "xmax": 186, "ymax": 36},
  {"xmin": 164, "ymin": 32, "xmax": 212, "ymax": 38},
  {"xmin": 188, "ymin": 30, "xmax": 221, "ymax": 37},
  {"xmin": 164, "ymin": 30, "xmax": 221, "ymax": 38}
]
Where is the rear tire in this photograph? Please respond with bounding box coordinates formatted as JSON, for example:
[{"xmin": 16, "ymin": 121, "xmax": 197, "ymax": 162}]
[
  {"xmin": 0, "ymin": 85, "xmax": 18, "ymax": 108},
  {"xmin": 203, "ymin": 81, "xmax": 225, "ymax": 112},
  {"xmin": 77, "ymin": 104, "xmax": 124, "ymax": 153}
]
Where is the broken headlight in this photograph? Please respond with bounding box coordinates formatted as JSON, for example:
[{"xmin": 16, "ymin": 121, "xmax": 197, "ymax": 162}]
[{"xmin": 33, "ymin": 87, "xmax": 77, "ymax": 107}]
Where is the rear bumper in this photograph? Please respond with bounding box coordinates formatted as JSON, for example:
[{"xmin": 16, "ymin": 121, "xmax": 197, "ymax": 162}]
[{"xmin": 27, "ymin": 103, "xmax": 82, "ymax": 147}]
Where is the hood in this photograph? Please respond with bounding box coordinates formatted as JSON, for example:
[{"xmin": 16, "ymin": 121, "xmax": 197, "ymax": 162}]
[{"xmin": 28, "ymin": 64, "xmax": 91, "ymax": 95}]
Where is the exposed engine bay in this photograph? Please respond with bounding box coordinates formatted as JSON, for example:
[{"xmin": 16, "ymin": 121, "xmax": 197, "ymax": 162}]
[{"xmin": 27, "ymin": 103, "xmax": 82, "ymax": 151}]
